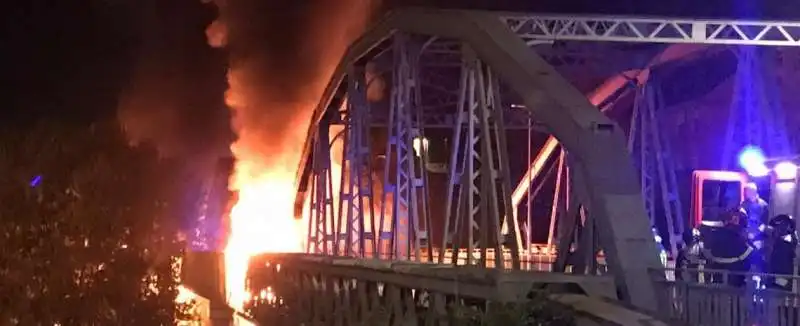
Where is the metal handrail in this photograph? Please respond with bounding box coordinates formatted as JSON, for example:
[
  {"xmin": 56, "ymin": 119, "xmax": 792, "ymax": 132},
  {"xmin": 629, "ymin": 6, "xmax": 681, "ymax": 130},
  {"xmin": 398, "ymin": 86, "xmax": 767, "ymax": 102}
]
[{"xmin": 653, "ymin": 267, "xmax": 800, "ymax": 326}]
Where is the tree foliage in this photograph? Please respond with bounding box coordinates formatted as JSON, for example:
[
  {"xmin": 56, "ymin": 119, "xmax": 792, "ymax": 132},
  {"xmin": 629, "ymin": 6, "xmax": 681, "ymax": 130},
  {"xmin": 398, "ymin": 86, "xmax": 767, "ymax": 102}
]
[{"xmin": 0, "ymin": 120, "xmax": 190, "ymax": 325}]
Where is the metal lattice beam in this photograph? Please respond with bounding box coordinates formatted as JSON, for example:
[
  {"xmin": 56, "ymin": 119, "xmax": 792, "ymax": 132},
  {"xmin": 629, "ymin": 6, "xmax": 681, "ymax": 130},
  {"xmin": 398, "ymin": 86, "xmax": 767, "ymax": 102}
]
[
  {"xmin": 721, "ymin": 47, "xmax": 792, "ymax": 168},
  {"xmin": 512, "ymin": 44, "xmax": 710, "ymax": 261},
  {"xmin": 336, "ymin": 65, "xmax": 376, "ymax": 258},
  {"xmin": 438, "ymin": 45, "xmax": 521, "ymax": 269},
  {"xmin": 306, "ymin": 118, "xmax": 336, "ymax": 255},
  {"xmin": 503, "ymin": 14, "xmax": 800, "ymax": 46},
  {"xmin": 628, "ymin": 82, "xmax": 685, "ymax": 256},
  {"xmin": 295, "ymin": 8, "xmax": 663, "ymax": 311},
  {"xmin": 378, "ymin": 35, "xmax": 432, "ymax": 261}
]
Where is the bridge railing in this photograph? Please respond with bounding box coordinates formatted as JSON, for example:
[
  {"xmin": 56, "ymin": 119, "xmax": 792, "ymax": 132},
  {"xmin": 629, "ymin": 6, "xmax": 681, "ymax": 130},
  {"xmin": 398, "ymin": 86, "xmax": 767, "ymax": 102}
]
[
  {"xmin": 353, "ymin": 245, "xmax": 613, "ymax": 273},
  {"xmin": 243, "ymin": 253, "xmax": 623, "ymax": 325},
  {"xmin": 404, "ymin": 247, "xmax": 556, "ymax": 270},
  {"xmin": 652, "ymin": 267, "xmax": 800, "ymax": 326}
]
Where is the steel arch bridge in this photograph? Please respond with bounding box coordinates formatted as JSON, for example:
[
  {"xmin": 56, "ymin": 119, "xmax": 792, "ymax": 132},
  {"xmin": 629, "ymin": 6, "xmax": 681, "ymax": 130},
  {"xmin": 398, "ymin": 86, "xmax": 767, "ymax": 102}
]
[
  {"xmin": 184, "ymin": 8, "xmax": 800, "ymax": 326},
  {"xmin": 294, "ymin": 6, "xmax": 660, "ymax": 308}
]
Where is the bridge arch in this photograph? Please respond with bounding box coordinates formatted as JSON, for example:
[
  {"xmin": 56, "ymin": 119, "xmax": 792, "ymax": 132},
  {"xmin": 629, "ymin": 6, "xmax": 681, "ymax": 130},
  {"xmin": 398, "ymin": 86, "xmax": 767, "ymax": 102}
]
[{"xmin": 294, "ymin": 8, "xmax": 663, "ymax": 311}]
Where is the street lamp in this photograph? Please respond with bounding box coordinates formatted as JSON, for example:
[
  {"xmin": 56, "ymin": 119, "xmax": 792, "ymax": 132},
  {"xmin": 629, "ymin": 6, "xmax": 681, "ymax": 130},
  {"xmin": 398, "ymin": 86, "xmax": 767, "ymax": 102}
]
[{"xmin": 774, "ymin": 161, "xmax": 798, "ymax": 181}]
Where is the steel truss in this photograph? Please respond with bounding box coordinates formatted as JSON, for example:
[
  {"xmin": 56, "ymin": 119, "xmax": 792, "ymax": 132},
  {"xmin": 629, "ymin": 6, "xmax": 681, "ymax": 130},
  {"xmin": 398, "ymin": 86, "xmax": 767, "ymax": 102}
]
[
  {"xmin": 192, "ymin": 158, "xmax": 232, "ymax": 251},
  {"xmin": 306, "ymin": 65, "xmax": 379, "ymax": 258},
  {"xmin": 331, "ymin": 40, "xmax": 633, "ymax": 131},
  {"xmin": 552, "ymin": 156, "xmax": 599, "ymax": 275},
  {"xmin": 306, "ymin": 35, "xmax": 524, "ymax": 267},
  {"xmin": 503, "ymin": 14, "xmax": 800, "ymax": 46},
  {"xmin": 306, "ymin": 117, "xmax": 335, "ymax": 255},
  {"xmin": 438, "ymin": 44, "xmax": 521, "ymax": 268},
  {"xmin": 191, "ymin": 176, "xmax": 215, "ymax": 251},
  {"xmin": 722, "ymin": 47, "xmax": 791, "ymax": 168},
  {"xmin": 505, "ymin": 13, "xmax": 800, "ymax": 259},
  {"xmin": 628, "ymin": 81, "xmax": 684, "ymax": 256},
  {"xmin": 336, "ymin": 65, "xmax": 378, "ymax": 258},
  {"xmin": 510, "ymin": 76, "xmax": 638, "ymax": 256},
  {"xmin": 308, "ymin": 34, "xmax": 628, "ymax": 268},
  {"xmin": 378, "ymin": 35, "xmax": 432, "ymax": 261},
  {"xmin": 297, "ymin": 8, "xmax": 665, "ymax": 310}
]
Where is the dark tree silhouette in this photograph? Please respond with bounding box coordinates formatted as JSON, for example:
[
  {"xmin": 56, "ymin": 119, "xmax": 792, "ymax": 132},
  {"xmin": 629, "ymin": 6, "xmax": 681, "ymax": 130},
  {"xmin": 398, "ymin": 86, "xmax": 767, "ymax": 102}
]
[{"xmin": 0, "ymin": 119, "xmax": 191, "ymax": 325}]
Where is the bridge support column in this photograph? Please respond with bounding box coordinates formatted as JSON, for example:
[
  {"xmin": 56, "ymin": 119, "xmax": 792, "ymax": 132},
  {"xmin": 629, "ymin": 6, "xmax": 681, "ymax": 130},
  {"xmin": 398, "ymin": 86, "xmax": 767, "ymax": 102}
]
[
  {"xmin": 182, "ymin": 251, "xmax": 233, "ymax": 325},
  {"xmin": 208, "ymin": 304, "xmax": 234, "ymax": 326}
]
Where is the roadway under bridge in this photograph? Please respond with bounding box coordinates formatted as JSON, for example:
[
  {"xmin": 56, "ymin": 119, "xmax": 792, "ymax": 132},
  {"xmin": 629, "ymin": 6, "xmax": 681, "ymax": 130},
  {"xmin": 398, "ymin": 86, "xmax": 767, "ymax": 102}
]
[{"xmin": 183, "ymin": 8, "xmax": 800, "ymax": 326}]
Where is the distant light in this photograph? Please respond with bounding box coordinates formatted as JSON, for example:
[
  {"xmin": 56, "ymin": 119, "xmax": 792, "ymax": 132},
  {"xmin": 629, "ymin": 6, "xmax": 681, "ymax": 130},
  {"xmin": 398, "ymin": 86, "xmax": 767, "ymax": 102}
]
[
  {"xmin": 652, "ymin": 228, "xmax": 662, "ymax": 243},
  {"xmin": 738, "ymin": 146, "xmax": 769, "ymax": 177},
  {"xmin": 29, "ymin": 175, "xmax": 42, "ymax": 187},
  {"xmin": 774, "ymin": 161, "xmax": 798, "ymax": 180},
  {"xmin": 739, "ymin": 146, "xmax": 765, "ymax": 167},
  {"xmin": 412, "ymin": 136, "xmax": 429, "ymax": 158},
  {"xmin": 747, "ymin": 165, "xmax": 770, "ymax": 177}
]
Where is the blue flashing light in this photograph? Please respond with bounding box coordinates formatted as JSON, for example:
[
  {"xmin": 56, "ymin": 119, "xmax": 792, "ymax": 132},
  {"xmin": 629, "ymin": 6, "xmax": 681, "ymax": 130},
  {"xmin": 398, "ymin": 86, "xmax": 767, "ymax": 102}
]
[
  {"xmin": 738, "ymin": 146, "xmax": 769, "ymax": 177},
  {"xmin": 29, "ymin": 175, "xmax": 42, "ymax": 188},
  {"xmin": 748, "ymin": 165, "xmax": 770, "ymax": 177},
  {"xmin": 774, "ymin": 161, "xmax": 798, "ymax": 181}
]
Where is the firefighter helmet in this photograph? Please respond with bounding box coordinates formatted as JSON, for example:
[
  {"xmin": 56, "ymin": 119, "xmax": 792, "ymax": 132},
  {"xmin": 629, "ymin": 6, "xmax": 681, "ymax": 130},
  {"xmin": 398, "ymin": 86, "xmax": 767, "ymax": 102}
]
[{"xmin": 768, "ymin": 214, "xmax": 795, "ymax": 237}]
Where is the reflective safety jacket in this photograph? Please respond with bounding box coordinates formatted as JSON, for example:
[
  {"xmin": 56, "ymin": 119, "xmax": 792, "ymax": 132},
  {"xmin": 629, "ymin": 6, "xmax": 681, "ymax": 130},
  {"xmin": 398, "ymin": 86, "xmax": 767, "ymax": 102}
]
[
  {"xmin": 701, "ymin": 226, "xmax": 753, "ymax": 287},
  {"xmin": 702, "ymin": 226, "xmax": 753, "ymax": 270},
  {"xmin": 676, "ymin": 241, "xmax": 704, "ymax": 281}
]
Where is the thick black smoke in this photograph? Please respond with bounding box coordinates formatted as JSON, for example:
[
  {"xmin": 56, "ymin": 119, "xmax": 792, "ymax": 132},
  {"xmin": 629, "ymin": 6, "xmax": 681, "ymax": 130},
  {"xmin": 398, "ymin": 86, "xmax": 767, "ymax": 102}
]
[{"xmin": 118, "ymin": 0, "xmax": 231, "ymax": 171}]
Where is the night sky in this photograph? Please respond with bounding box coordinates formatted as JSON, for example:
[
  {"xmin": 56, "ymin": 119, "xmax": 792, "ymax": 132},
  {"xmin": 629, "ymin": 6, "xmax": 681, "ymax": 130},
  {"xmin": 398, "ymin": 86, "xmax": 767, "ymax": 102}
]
[
  {"xmin": 4, "ymin": 1, "xmax": 139, "ymax": 123},
  {"xmin": 2, "ymin": 0, "xmax": 796, "ymax": 156},
  {"xmin": 392, "ymin": 0, "xmax": 798, "ymax": 18},
  {"xmin": 2, "ymin": 0, "xmax": 226, "ymax": 156}
]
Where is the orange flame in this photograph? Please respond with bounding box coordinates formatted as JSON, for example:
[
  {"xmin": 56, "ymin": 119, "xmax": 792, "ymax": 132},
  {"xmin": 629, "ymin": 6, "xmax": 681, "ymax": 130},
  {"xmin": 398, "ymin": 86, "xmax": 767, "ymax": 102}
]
[
  {"xmin": 204, "ymin": 0, "xmax": 380, "ymax": 312},
  {"xmin": 223, "ymin": 159, "xmax": 303, "ymax": 310}
]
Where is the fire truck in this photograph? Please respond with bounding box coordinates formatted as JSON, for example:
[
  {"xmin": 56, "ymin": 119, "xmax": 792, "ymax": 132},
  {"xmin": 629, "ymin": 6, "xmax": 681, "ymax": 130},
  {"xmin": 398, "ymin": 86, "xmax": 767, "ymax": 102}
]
[{"xmin": 691, "ymin": 156, "xmax": 799, "ymax": 228}]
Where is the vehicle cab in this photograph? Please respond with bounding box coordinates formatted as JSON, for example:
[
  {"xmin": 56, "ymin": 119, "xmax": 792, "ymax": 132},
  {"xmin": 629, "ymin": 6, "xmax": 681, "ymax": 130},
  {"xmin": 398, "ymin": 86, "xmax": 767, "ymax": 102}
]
[{"xmin": 691, "ymin": 170, "xmax": 747, "ymax": 227}]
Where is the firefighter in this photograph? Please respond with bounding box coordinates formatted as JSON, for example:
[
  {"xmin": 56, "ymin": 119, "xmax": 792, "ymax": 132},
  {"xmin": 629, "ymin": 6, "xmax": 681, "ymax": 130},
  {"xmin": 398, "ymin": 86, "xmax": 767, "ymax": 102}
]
[
  {"xmin": 741, "ymin": 182, "xmax": 769, "ymax": 230},
  {"xmin": 766, "ymin": 214, "xmax": 798, "ymax": 291},
  {"xmin": 652, "ymin": 228, "xmax": 668, "ymax": 267},
  {"xmin": 746, "ymin": 207, "xmax": 770, "ymax": 275},
  {"xmin": 702, "ymin": 208, "xmax": 753, "ymax": 287},
  {"xmin": 676, "ymin": 228, "xmax": 703, "ymax": 282}
]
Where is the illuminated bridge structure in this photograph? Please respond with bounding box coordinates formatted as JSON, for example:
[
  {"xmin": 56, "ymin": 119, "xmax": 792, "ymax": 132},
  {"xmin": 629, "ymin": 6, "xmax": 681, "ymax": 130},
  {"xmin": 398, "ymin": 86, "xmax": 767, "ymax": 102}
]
[{"xmin": 184, "ymin": 8, "xmax": 800, "ymax": 326}]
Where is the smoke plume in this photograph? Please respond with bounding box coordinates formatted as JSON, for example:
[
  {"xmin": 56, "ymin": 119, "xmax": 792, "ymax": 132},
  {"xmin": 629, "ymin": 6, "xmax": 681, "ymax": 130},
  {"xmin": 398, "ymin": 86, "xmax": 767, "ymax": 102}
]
[
  {"xmin": 119, "ymin": 0, "xmax": 231, "ymax": 170},
  {"xmin": 204, "ymin": 0, "xmax": 382, "ymax": 310},
  {"xmin": 205, "ymin": 0, "xmax": 381, "ymax": 185}
]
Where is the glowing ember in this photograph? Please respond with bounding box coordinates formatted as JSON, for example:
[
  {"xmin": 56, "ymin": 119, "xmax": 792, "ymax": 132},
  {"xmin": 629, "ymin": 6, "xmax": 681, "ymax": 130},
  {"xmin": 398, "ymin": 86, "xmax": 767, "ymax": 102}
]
[{"xmin": 175, "ymin": 285, "xmax": 197, "ymax": 304}]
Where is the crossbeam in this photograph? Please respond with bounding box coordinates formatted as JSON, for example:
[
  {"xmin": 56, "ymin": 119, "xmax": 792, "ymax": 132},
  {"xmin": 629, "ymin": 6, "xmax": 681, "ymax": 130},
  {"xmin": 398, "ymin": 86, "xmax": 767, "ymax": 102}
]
[{"xmin": 502, "ymin": 14, "xmax": 800, "ymax": 46}]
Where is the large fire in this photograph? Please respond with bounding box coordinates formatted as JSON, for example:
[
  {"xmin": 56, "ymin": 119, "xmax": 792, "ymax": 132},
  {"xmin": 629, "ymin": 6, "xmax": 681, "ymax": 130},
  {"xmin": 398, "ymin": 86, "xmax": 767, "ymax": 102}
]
[
  {"xmin": 223, "ymin": 162, "xmax": 303, "ymax": 310},
  {"xmin": 203, "ymin": 0, "xmax": 379, "ymax": 313}
]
